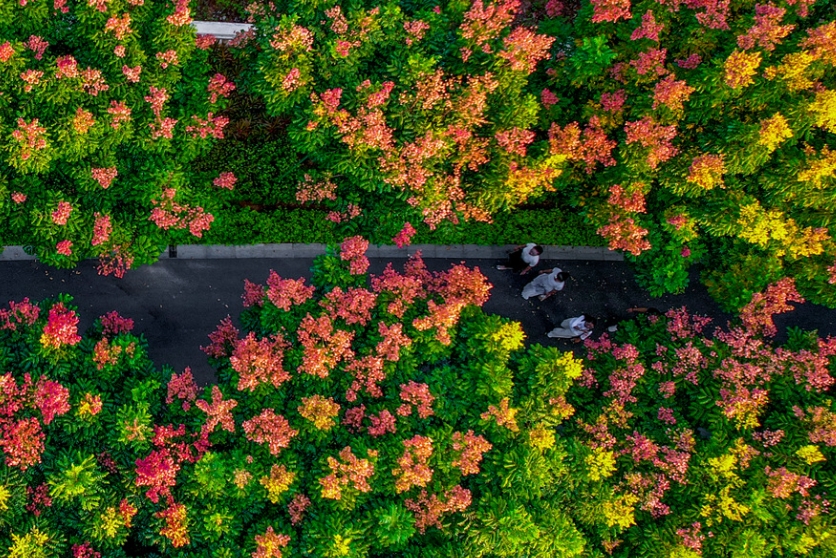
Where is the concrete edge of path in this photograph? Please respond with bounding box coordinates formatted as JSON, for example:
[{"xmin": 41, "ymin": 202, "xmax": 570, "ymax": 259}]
[{"xmin": 0, "ymin": 244, "xmax": 624, "ymax": 262}]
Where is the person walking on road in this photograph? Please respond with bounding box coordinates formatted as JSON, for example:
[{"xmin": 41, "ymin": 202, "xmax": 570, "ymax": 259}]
[
  {"xmin": 548, "ymin": 315, "xmax": 596, "ymax": 342},
  {"xmin": 496, "ymin": 243, "xmax": 543, "ymax": 275},
  {"xmin": 521, "ymin": 267, "xmax": 570, "ymax": 301}
]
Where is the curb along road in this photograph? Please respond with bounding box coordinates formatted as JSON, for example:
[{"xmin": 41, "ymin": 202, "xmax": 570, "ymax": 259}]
[{"xmin": 0, "ymin": 243, "xmax": 623, "ymax": 262}]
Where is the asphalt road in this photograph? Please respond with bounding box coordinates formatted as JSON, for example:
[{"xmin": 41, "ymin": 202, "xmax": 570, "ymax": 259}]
[{"xmin": 1, "ymin": 256, "xmax": 834, "ymax": 385}]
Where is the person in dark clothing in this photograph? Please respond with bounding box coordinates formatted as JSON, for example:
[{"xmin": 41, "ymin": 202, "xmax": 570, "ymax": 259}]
[{"xmin": 496, "ymin": 243, "xmax": 544, "ymax": 275}]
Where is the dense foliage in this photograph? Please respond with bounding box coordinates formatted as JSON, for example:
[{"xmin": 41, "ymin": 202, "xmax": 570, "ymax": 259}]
[
  {"xmin": 208, "ymin": 0, "xmax": 834, "ymax": 309},
  {"xmin": 194, "ymin": 204, "xmax": 604, "ymax": 247},
  {"xmin": 3, "ymin": 0, "xmax": 833, "ymax": 311},
  {"xmin": 188, "ymin": 134, "xmax": 603, "ymax": 247},
  {"xmin": 567, "ymin": 277, "xmax": 836, "ymax": 556},
  {"xmin": 538, "ymin": 0, "xmax": 836, "ymax": 308},
  {"xmin": 0, "ymin": 245, "xmax": 834, "ymax": 556},
  {"xmin": 234, "ymin": 0, "xmax": 565, "ymax": 241},
  {"xmin": 0, "ymin": 245, "xmax": 585, "ymax": 556},
  {"xmin": 0, "ymin": 0, "xmax": 232, "ymax": 275}
]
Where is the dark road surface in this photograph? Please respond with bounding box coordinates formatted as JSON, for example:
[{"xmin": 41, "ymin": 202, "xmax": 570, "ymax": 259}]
[{"xmin": 2, "ymin": 256, "xmax": 834, "ymax": 385}]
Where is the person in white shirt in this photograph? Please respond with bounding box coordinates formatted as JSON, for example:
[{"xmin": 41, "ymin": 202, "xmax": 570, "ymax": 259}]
[
  {"xmin": 548, "ymin": 315, "xmax": 596, "ymax": 342},
  {"xmin": 521, "ymin": 267, "xmax": 570, "ymax": 301},
  {"xmin": 496, "ymin": 243, "xmax": 543, "ymax": 275}
]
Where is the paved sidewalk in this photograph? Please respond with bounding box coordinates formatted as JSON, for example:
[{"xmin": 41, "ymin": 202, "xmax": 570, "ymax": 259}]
[{"xmin": 1, "ymin": 245, "xmax": 833, "ymax": 386}]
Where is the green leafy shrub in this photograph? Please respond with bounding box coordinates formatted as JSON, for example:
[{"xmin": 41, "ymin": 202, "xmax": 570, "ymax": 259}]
[
  {"xmin": 199, "ymin": 207, "xmax": 339, "ymax": 245},
  {"xmin": 416, "ymin": 207, "xmax": 605, "ymax": 247},
  {"xmin": 191, "ymin": 135, "xmax": 303, "ymax": 207},
  {"xmin": 198, "ymin": 206, "xmax": 603, "ymax": 247}
]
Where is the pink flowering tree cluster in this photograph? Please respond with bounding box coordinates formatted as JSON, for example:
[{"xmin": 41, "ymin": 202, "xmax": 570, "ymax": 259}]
[
  {"xmin": 0, "ymin": 294, "xmax": 163, "ymax": 555},
  {"xmin": 564, "ymin": 277, "xmax": 836, "ymax": 555},
  {"xmin": 242, "ymin": 0, "xmax": 565, "ymax": 241},
  {"xmin": 539, "ymin": 0, "xmax": 836, "ymax": 308},
  {"xmin": 0, "ymin": 248, "xmax": 587, "ymax": 555},
  {"xmin": 0, "ymin": 0, "xmax": 235, "ymax": 275},
  {"xmin": 0, "ymin": 251, "xmax": 835, "ymax": 555},
  {"xmin": 192, "ymin": 239, "xmax": 589, "ymax": 555}
]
